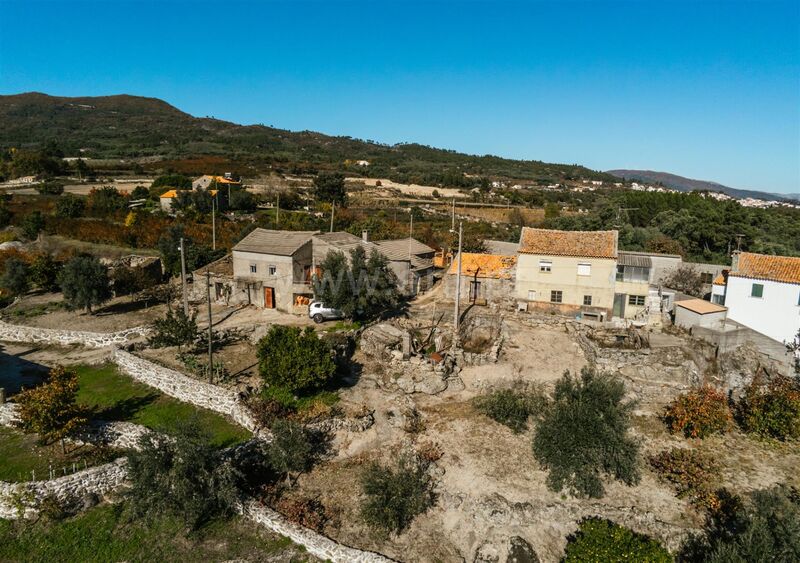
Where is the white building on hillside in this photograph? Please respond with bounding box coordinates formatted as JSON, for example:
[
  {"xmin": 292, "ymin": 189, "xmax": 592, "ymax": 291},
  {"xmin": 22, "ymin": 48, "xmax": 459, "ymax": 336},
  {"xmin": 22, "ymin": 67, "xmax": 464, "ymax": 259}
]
[{"xmin": 717, "ymin": 252, "xmax": 800, "ymax": 345}]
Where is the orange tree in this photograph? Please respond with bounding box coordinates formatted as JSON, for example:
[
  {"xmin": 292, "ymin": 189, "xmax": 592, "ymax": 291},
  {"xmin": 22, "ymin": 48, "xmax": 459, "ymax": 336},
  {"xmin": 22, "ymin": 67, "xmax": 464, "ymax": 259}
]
[{"xmin": 15, "ymin": 366, "xmax": 88, "ymax": 450}]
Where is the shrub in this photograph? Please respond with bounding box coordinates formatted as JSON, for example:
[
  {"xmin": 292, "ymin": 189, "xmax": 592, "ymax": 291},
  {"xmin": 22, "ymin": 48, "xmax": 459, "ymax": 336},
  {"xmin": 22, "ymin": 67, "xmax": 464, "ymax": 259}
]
[
  {"xmin": 126, "ymin": 421, "xmax": 242, "ymax": 529},
  {"xmin": 29, "ymin": 253, "xmax": 62, "ymax": 291},
  {"xmin": 266, "ymin": 419, "xmax": 314, "ymax": 484},
  {"xmin": 360, "ymin": 455, "xmax": 435, "ymax": 534},
  {"xmin": 680, "ymin": 485, "xmax": 800, "ymax": 562},
  {"xmin": 664, "ymin": 386, "xmax": 733, "ymax": 439},
  {"xmin": 649, "ymin": 448, "xmax": 722, "ymax": 510},
  {"xmin": 276, "ymin": 497, "xmax": 328, "ymax": 532},
  {"xmin": 0, "ymin": 257, "xmax": 30, "ymax": 296},
  {"xmin": 35, "ymin": 181, "xmax": 64, "ymax": 195},
  {"xmin": 15, "ymin": 366, "xmax": 88, "ymax": 447},
  {"xmin": 20, "ymin": 211, "xmax": 45, "ymax": 240},
  {"xmin": 247, "ymin": 395, "xmax": 296, "ymax": 428},
  {"xmin": 86, "ymin": 186, "xmax": 126, "ymax": 215},
  {"xmin": 55, "ymin": 194, "xmax": 85, "ymax": 218},
  {"xmin": 57, "ymin": 254, "xmax": 112, "ymax": 313},
  {"xmin": 257, "ymin": 325, "xmax": 336, "ymax": 393},
  {"xmin": 563, "ymin": 518, "xmax": 673, "ymax": 563},
  {"xmin": 148, "ymin": 309, "xmax": 198, "ymax": 350},
  {"xmin": 473, "ymin": 385, "xmax": 548, "ymax": 433},
  {"xmin": 735, "ymin": 373, "xmax": 800, "ymax": 441},
  {"xmin": 532, "ymin": 368, "xmax": 640, "ymax": 498}
]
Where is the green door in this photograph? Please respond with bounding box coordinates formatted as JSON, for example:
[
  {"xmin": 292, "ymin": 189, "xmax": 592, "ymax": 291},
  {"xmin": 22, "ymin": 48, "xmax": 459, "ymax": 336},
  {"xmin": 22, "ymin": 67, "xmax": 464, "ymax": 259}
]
[{"xmin": 613, "ymin": 293, "xmax": 625, "ymax": 318}]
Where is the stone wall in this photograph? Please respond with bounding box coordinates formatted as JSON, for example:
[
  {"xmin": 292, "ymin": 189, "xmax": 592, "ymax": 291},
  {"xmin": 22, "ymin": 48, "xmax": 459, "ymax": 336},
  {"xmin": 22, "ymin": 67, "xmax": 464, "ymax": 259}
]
[
  {"xmin": 241, "ymin": 500, "xmax": 396, "ymax": 563},
  {"xmin": 74, "ymin": 421, "xmax": 153, "ymax": 451},
  {"xmin": 0, "ymin": 321, "xmax": 150, "ymax": 348},
  {"xmin": 112, "ymin": 349, "xmax": 258, "ymax": 433},
  {"xmin": 0, "ymin": 402, "xmax": 20, "ymax": 426},
  {"xmin": 0, "ymin": 458, "xmax": 128, "ymax": 519}
]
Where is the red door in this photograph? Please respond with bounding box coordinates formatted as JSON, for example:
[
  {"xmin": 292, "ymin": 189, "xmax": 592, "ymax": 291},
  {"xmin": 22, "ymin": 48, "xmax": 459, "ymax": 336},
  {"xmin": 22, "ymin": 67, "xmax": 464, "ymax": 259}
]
[{"xmin": 264, "ymin": 287, "xmax": 275, "ymax": 309}]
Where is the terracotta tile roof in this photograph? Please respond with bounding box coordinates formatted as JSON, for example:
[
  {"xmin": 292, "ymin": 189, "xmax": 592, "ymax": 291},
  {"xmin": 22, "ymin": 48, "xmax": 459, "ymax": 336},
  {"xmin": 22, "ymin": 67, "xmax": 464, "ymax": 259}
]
[
  {"xmin": 730, "ymin": 252, "xmax": 800, "ymax": 285},
  {"xmin": 160, "ymin": 189, "xmax": 179, "ymax": 199},
  {"xmin": 448, "ymin": 253, "xmax": 517, "ymax": 279},
  {"xmin": 713, "ymin": 272, "xmax": 727, "ymax": 285},
  {"xmin": 675, "ymin": 298, "xmax": 727, "ymax": 315},
  {"xmin": 518, "ymin": 227, "xmax": 618, "ymax": 259}
]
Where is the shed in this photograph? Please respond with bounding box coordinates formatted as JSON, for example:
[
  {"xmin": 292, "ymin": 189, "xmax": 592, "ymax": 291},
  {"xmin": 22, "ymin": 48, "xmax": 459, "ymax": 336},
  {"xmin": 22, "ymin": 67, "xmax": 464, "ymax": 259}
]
[{"xmin": 674, "ymin": 298, "xmax": 727, "ymax": 331}]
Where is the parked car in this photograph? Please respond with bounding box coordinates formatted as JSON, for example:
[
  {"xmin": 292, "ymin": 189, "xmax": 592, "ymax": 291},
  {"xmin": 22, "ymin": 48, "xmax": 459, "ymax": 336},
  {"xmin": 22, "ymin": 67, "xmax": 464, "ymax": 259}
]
[{"xmin": 308, "ymin": 301, "xmax": 344, "ymax": 323}]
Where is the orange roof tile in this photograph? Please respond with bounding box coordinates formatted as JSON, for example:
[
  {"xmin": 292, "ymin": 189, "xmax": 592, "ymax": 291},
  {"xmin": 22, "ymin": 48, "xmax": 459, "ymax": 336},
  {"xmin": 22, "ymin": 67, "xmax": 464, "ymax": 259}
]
[
  {"xmin": 713, "ymin": 274, "xmax": 725, "ymax": 285},
  {"xmin": 730, "ymin": 252, "xmax": 800, "ymax": 285},
  {"xmin": 518, "ymin": 227, "xmax": 618, "ymax": 259},
  {"xmin": 160, "ymin": 189, "xmax": 179, "ymax": 198},
  {"xmin": 448, "ymin": 253, "xmax": 517, "ymax": 279},
  {"xmin": 675, "ymin": 298, "xmax": 727, "ymax": 314}
]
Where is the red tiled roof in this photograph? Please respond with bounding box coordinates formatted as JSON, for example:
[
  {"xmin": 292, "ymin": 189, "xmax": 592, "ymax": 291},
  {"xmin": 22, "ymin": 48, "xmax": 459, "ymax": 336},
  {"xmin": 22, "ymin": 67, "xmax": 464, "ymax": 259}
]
[
  {"xmin": 730, "ymin": 252, "xmax": 800, "ymax": 285},
  {"xmin": 518, "ymin": 228, "xmax": 618, "ymax": 259}
]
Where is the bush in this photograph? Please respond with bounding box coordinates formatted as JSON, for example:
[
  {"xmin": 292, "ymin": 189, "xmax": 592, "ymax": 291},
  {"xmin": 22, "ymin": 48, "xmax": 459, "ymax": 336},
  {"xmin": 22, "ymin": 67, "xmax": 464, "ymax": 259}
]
[
  {"xmin": 532, "ymin": 368, "xmax": 640, "ymax": 498},
  {"xmin": 680, "ymin": 485, "xmax": 800, "ymax": 562},
  {"xmin": 247, "ymin": 395, "xmax": 296, "ymax": 428},
  {"xmin": 29, "ymin": 253, "xmax": 62, "ymax": 291},
  {"xmin": 649, "ymin": 448, "xmax": 722, "ymax": 510},
  {"xmin": 563, "ymin": 518, "xmax": 673, "ymax": 563},
  {"xmin": 57, "ymin": 254, "xmax": 112, "ymax": 313},
  {"xmin": 148, "ymin": 309, "xmax": 198, "ymax": 349},
  {"xmin": 20, "ymin": 211, "xmax": 45, "ymax": 240},
  {"xmin": 87, "ymin": 186, "xmax": 126, "ymax": 215},
  {"xmin": 735, "ymin": 374, "xmax": 800, "ymax": 441},
  {"xmin": 257, "ymin": 325, "xmax": 336, "ymax": 393},
  {"xmin": 126, "ymin": 421, "xmax": 242, "ymax": 529},
  {"xmin": 15, "ymin": 366, "xmax": 88, "ymax": 446},
  {"xmin": 360, "ymin": 456, "xmax": 435, "ymax": 534},
  {"xmin": 473, "ymin": 385, "xmax": 548, "ymax": 433},
  {"xmin": 0, "ymin": 257, "xmax": 30, "ymax": 295},
  {"xmin": 664, "ymin": 386, "xmax": 733, "ymax": 439},
  {"xmin": 35, "ymin": 181, "xmax": 64, "ymax": 195},
  {"xmin": 266, "ymin": 419, "xmax": 314, "ymax": 484},
  {"xmin": 54, "ymin": 194, "xmax": 85, "ymax": 218},
  {"xmin": 275, "ymin": 497, "xmax": 328, "ymax": 532}
]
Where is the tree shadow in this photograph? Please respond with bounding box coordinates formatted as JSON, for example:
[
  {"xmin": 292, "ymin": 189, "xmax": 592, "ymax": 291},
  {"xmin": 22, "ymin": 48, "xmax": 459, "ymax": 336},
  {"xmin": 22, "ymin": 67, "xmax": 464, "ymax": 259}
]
[
  {"xmin": 95, "ymin": 299, "xmax": 154, "ymax": 317},
  {"xmin": 93, "ymin": 393, "xmax": 159, "ymax": 421}
]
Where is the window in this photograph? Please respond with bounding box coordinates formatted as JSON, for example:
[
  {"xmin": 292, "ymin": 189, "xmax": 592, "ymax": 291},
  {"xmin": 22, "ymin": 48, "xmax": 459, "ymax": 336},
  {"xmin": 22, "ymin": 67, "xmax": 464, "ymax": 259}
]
[
  {"xmin": 712, "ymin": 294, "xmax": 725, "ymax": 305},
  {"xmin": 550, "ymin": 290, "xmax": 563, "ymax": 303},
  {"xmin": 583, "ymin": 295, "xmax": 592, "ymax": 306},
  {"xmin": 249, "ymin": 264, "xmax": 257, "ymax": 274},
  {"xmin": 577, "ymin": 263, "xmax": 591, "ymax": 276},
  {"xmin": 539, "ymin": 260, "xmax": 552, "ymax": 273},
  {"xmin": 751, "ymin": 283, "xmax": 763, "ymax": 298},
  {"xmin": 268, "ymin": 265, "xmax": 277, "ymax": 276},
  {"xmin": 616, "ymin": 265, "xmax": 624, "ymax": 282},
  {"xmin": 628, "ymin": 295, "xmax": 646, "ymax": 306},
  {"xmin": 701, "ymin": 272, "xmax": 714, "ymax": 284},
  {"xmin": 527, "ymin": 290, "xmax": 536, "ymax": 301},
  {"xmin": 616, "ymin": 265, "xmax": 649, "ymax": 283}
]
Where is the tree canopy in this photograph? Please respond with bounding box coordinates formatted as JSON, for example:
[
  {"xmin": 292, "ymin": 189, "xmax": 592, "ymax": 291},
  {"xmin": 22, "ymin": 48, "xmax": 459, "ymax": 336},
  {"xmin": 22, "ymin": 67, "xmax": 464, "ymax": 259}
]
[{"xmin": 57, "ymin": 254, "xmax": 112, "ymax": 313}]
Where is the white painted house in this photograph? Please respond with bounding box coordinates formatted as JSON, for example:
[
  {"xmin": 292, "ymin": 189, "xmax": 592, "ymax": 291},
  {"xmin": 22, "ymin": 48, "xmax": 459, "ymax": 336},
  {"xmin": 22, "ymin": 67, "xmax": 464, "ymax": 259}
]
[{"xmin": 718, "ymin": 252, "xmax": 800, "ymax": 345}]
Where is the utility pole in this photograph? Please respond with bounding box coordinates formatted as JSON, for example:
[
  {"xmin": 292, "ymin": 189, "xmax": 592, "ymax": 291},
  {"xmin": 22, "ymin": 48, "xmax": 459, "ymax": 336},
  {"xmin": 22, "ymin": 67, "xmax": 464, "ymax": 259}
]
[
  {"xmin": 451, "ymin": 198, "xmax": 455, "ymax": 231},
  {"xmin": 211, "ymin": 196, "xmax": 216, "ymax": 251},
  {"xmin": 205, "ymin": 271, "xmax": 213, "ymax": 383},
  {"xmin": 276, "ymin": 193, "xmax": 280, "ymax": 226},
  {"xmin": 179, "ymin": 237, "xmax": 188, "ymax": 316},
  {"xmin": 409, "ymin": 212, "xmax": 413, "ymax": 237},
  {"xmin": 453, "ymin": 221, "xmax": 463, "ymax": 345},
  {"xmin": 330, "ymin": 201, "xmax": 335, "ymax": 233}
]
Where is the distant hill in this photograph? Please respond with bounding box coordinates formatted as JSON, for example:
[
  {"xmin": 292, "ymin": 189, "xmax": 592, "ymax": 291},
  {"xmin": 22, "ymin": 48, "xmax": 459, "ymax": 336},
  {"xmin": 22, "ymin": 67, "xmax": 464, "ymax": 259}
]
[
  {"xmin": 607, "ymin": 169, "xmax": 798, "ymax": 202},
  {"xmin": 0, "ymin": 92, "xmax": 614, "ymax": 185}
]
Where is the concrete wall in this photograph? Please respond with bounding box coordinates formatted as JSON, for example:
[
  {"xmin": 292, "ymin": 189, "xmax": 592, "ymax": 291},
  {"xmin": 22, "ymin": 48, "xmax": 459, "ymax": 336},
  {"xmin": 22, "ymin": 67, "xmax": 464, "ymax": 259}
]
[
  {"xmin": 675, "ymin": 308, "xmax": 727, "ymax": 331},
  {"xmin": 725, "ymin": 276, "xmax": 800, "ymax": 344},
  {"xmin": 614, "ymin": 279, "xmax": 650, "ymax": 319},
  {"xmin": 649, "ymin": 255, "xmax": 682, "ymax": 284},
  {"xmin": 232, "ymin": 250, "xmax": 305, "ymax": 312},
  {"xmin": 516, "ymin": 254, "xmax": 616, "ymax": 314}
]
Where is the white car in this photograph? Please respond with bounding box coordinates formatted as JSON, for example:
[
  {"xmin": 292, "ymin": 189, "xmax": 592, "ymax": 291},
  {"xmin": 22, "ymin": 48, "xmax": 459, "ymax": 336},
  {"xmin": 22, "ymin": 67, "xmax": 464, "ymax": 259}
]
[{"xmin": 308, "ymin": 301, "xmax": 344, "ymax": 323}]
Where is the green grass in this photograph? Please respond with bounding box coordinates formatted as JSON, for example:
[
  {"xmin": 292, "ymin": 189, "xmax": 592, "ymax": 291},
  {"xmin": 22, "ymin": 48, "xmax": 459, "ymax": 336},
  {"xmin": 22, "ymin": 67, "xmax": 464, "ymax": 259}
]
[
  {"xmin": 0, "ymin": 426, "xmax": 116, "ymax": 483},
  {"xmin": 3, "ymin": 301, "xmax": 66, "ymax": 319},
  {"xmin": 74, "ymin": 364, "xmax": 250, "ymax": 447},
  {"xmin": 261, "ymin": 384, "xmax": 340, "ymax": 413},
  {"xmin": 0, "ymin": 503, "xmax": 315, "ymax": 563}
]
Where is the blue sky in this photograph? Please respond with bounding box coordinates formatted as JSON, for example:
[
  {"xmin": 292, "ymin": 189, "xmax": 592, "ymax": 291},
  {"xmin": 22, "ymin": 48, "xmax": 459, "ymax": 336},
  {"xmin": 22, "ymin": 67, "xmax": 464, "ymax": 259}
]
[{"xmin": 1, "ymin": 0, "xmax": 798, "ymax": 193}]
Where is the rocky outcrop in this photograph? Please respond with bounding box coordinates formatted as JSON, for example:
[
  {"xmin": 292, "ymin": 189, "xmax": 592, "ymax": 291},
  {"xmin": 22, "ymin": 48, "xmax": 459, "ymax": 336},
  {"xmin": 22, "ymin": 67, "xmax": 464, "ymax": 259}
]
[{"xmin": 0, "ymin": 320, "xmax": 150, "ymax": 348}]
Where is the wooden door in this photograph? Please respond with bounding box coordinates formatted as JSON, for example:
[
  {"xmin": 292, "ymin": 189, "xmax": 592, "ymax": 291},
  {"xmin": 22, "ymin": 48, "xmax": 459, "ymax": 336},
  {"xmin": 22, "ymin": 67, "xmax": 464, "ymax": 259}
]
[{"xmin": 264, "ymin": 287, "xmax": 275, "ymax": 309}]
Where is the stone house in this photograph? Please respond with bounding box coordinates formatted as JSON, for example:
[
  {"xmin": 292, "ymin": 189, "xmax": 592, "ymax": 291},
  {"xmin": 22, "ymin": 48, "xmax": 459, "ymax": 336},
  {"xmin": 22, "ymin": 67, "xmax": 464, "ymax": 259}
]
[
  {"xmin": 192, "ymin": 174, "xmax": 241, "ymax": 191},
  {"xmin": 371, "ymin": 237, "xmax": 437, "ymax": 295},
  {"xmin": 444, "ymin": 252, "xmax": 517, "ymax": 306},
  {"xmin": 515, "ymin": 227, "xmax": 618, "ymax": 321}
]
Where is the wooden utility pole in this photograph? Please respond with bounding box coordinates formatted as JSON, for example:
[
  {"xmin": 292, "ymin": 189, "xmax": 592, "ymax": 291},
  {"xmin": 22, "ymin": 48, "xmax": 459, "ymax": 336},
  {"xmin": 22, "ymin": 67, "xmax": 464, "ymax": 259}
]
[
  {"xmin": 451, "ymin": 198, "xmax": 455, "ymax": 231},
  {"xmin": 276, "ymin": 193, "xmax": 280, "ymax": 226},
  {"xmin": 453, "ymin": 221, "xmax": 463, "ymax": 345},
  {"xmin": 211, "ymin": 196, "xmax": 216, "ymax": 251},
  {"xmin": 205, "ymin": 271, "xmax": 214, "ymax": 383},
  {"xmin": 330, "ymin": 201, "xmax": 335, "ymax": 233},
  {"xmin": 409, "ymin": 212, "xmax": 413, "ymax": 237},
  {"xmin": 179, "ymin": 237, "xmax": 188, "ymax": 316}
]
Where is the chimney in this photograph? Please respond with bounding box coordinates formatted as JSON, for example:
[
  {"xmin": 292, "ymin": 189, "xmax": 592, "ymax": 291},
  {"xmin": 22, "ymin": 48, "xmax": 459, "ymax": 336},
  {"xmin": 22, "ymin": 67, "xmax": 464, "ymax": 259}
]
[
  {"xmin": 731, "ymin": 251, "xmax": 740, "ymax": 272},
  {"xmin": 362, "ymin": 230, "xmax": 369, "ymax": 242}
]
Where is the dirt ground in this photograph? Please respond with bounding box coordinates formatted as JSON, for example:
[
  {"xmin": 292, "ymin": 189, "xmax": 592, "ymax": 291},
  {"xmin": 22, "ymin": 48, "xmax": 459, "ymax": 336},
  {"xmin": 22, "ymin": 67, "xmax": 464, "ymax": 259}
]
[{"xmin": 285, "ymin": 314, "xmax": 800, "ymax": 563}]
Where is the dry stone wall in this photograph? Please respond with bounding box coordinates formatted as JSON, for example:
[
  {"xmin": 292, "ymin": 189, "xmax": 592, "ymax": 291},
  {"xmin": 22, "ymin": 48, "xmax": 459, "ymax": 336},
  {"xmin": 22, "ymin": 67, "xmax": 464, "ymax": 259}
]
[
  {"xmin": 0, "ymin": 458, "xmax": 128, "ymax": 519},
  {"xmin": 112, "ymin": 349, "xmax": 258, "ymax": 433},
  {"xmin": 0, "ymin": 402, "xmax": 20, "ymax": 426},
  {"xmin": 0, "ymin": 320, "xmax": 150, "ymax": 348},
  {"xmin": 241, "ymin": 500, "xmax": 397, "ymax": 563}
]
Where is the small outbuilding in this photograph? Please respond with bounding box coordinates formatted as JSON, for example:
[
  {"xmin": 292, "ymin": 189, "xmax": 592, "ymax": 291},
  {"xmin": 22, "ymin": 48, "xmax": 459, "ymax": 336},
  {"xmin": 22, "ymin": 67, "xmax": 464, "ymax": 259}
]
[{"xmin": 674, "ymin": 298, "xmax": 727, "ymax": 331}]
